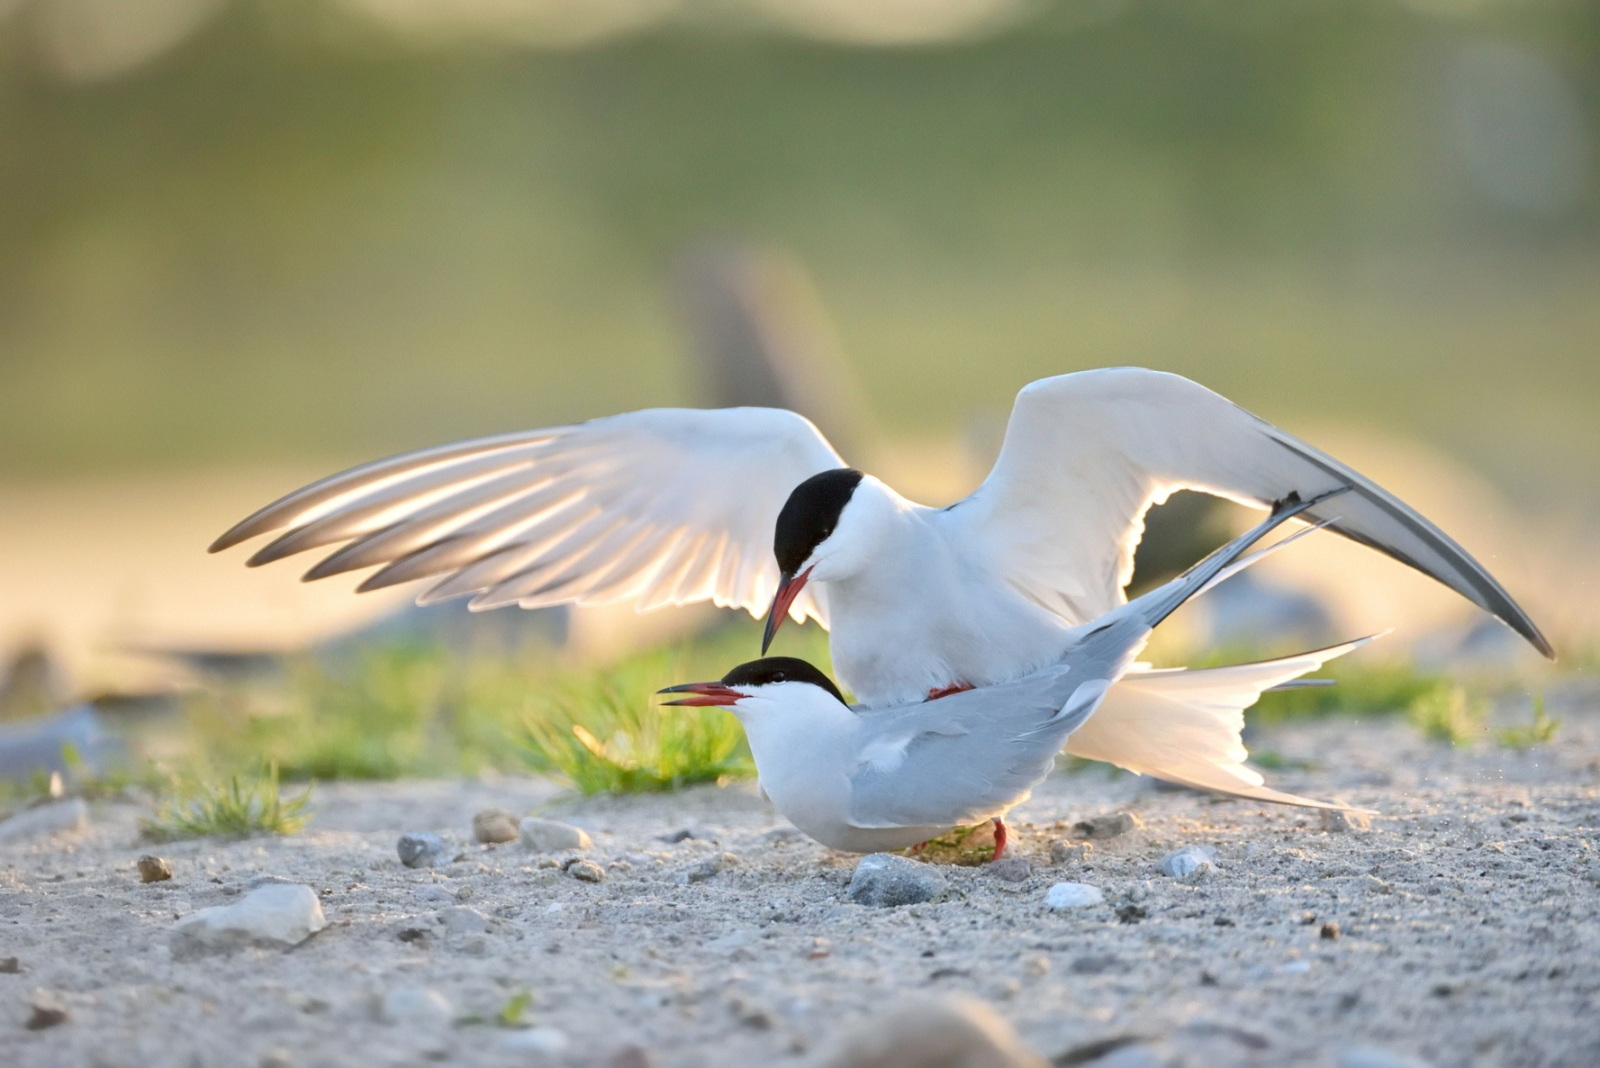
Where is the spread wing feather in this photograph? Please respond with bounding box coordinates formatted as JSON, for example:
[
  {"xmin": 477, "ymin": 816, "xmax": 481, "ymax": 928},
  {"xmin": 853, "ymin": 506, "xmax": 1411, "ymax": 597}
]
[
  {"xmin": 943, "ymin": 368, "xmax": 1550, "ymax": 657},
  {"xmin": 210, "ymin": 408, "xmax": 846, "ymax": 622}
]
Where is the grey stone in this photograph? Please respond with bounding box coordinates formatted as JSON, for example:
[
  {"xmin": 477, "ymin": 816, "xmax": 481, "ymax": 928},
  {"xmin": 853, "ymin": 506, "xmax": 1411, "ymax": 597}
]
[
  {"xmin": 439, "ymin": 905, "xmax": 490, "ymax": 937},
  {"xmin": 674, "ymin": 851, "xmax": 740, "ymax": 884},
  {"xmin": 0, "ymin": 798, "xmax": 87, "ymax": 842},
  {"xmin": 565, "ymin": 858, "xmax": 606, "ymax": 883},
  {"xmin": 1044, "ymin": 882, "xmax": 1105, "ymax": 910},
  {"xmin": 806, "ymin": 993, "xmax": 1047, "ymax": 1067},
  {"xmin": 26, "ymin": 990, "xmax": 69, "ymax": 1030},
  {"xmin": 1338, "ymin": 1048, "xmax": 1434, "ymax": 1068},
  {"xmin": 244, "ymin": 874, "xmax": 298, "ymax": 890},
  {"xmin": 1157, "ymin": 845, "xmax": 1217, "ymax": 882},
  {"xmin": 1073, "ymin": 812, "xmax": 1142, "ymax": 839},
  {"xmin": 137, "ymin": 855, "xmax": 173, "ymax": 883},
  {"xmin": 473, "ymin": 808, "xmax": 520, "ymax": 844},
  {"xmin": 519, "ymin": 817, "xmax": 592, "ymax": 853},
  {"xmin": 378, "ymin": 986, "xmax": 453, "ymax": 1027},
  {"xmin": 413, "ymin": 884, "xmax": 455, "ymax": 905},
  {"xmin": 170, "ymin": 884, "xmax": 327, "ymax": 956},
  {"xmin": 1322, "ymin": 809, "xmax": 1372, "ymax": 833},
  {"xmin": 1050, "ymin": 840, "xmax": 1092, "ymax": 865},
  {"xmin": 847, "ymin": 854, "xmax": 947, "ymax": 907},
  {"xmin": 987, "ymin": 856, "xmax": 1033, "ymax": 882},
  {"xmin": 397, "ymin": 832, "xmax": 451, "ymax": 869},
  {"xmin": 499, "ymin": 1027, "xmax": 571, "ymax": 1054}
]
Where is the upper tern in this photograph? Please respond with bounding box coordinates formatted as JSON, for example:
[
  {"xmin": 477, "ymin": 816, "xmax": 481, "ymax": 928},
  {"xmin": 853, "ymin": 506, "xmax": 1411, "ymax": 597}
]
[
  {"xmin": 211, "ymin": 367, "xmax": 1549, "ymax": 806},
  {"xmin": 660, "ymin": 493, "xmax": 1370, "ymax": 855}
]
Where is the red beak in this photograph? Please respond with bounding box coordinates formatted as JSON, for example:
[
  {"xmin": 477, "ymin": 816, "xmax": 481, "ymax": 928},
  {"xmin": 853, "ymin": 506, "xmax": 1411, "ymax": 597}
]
[
  {"xmin": 761, "ymin": 566, "xmax": 813, "ymax": 654},
  {"xmin": 657, "ymin": 682, "xmax": 747, "ymax": 707}
]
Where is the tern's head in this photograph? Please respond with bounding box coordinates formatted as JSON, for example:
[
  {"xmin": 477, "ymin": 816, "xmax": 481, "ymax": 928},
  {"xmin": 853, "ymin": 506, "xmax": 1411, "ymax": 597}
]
[
  {"xmin": 763, "ymin": 468, "xmax": 896, "ymax": 652},
  {"xmin": 658, "ymin": 656, "xmax": 846, "ymax": 716}
]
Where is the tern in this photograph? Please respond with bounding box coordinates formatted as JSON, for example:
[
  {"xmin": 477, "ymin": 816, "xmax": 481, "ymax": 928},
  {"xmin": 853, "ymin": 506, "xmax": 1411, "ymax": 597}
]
[
  {"xmin": 211, "ymin": 367, "xmax": 1549, "ymax": 805},
  {"xmin": 660, "ymin": 494, "xmax": 1370, "ymax": 855}
]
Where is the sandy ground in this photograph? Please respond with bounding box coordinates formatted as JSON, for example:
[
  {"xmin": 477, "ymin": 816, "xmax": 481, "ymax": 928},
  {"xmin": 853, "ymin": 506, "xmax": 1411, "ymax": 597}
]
[{"xmin": 2, "ymin": 685, "xmax": 1598, "ymax": 1068}]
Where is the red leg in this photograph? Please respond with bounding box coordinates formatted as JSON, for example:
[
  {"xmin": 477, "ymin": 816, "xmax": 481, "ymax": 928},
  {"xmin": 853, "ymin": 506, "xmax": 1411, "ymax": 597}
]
[
  {"xmin": 990, "ymin": 818, "xmax": 1008, "ymax": 862},
  {"xmin": 926, "ymin": 681, "xmax": 976, "ymax": 701}
]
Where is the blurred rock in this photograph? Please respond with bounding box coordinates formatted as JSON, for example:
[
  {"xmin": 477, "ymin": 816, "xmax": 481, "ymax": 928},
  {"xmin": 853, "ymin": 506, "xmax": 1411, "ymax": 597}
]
[
  {"xmin": 805, "ymin": 994, "xmax": 1047, "ymax": 1068},
  {"xmin": 1322, "ymin": 809, "xmax": 1371, "ymax": 833},
  {"xmin": 564, "ymin": 859, "xmax": 606, "ymax": 883},
  {"xmin": 472, "ymin": 809, "xmax": 519, "ymax": 844},
  {"xmin": 847, "ymin": 854, "xmax": 946, "ymax": 907},
  {"xmin": 500, "ymin": 1027, "xmax": 570, "ymax": 1054},
  {"xmin": 1050, "ymin": 841, "xmax": 1092, "ymax": 865},
  {"xmin": 379, "ymin": 986, "xmax": 453, "ymax": 1027},
  {"xmin": 987, "ymin": 857, "xmax": 1033, "ymax": 883},
  {"xmin": 0, "ymin": 798, "xmax": 87, "ymax": 842},
  {"xmin": 1338, "ymin": 1048, "xmax": 1434, "ymax": 1068},
  {"xmin": 1044, "ymin": 883, "xmax": 1104, "ymax": 910},
  {"xmin": 520, "ymin": 818, "xmax": 591, "ymax": 853},
  {"xmin": 26, "ymin": 990, "xmax": 69, "ymax": 1030},
  {"xmin": 1073, "ymin": 813, "xmax": 1141, "ymax": 840},
  {"xmin": 137, "ymin": 854, "xmax": 173, "ymax": 883},
  {"xmin": 675, "ymin": 852, "xmax": 739, "ymax": 885},
  {"xmin": 397, "ymin": 832, "xmax": 451, "ymax": 869},
  {"xmin": 1157, "ymin": 845, "xmax": 1216, "ymax": 883},
  {"xmin": 0, "ymin": 705, "xmax": 121, "ymax": 782},
  {"xmin": 1192, "ymin": 571, "xmax": 1334, "ymax": 650},
  {"xmin": 170, "ymin": 884, "xmax": 327, "ymax": 956}
]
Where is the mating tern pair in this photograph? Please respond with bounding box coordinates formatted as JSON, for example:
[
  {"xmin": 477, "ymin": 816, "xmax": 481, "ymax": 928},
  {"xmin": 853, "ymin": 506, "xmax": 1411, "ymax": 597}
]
[
  {"xmin": 661, "ymin": 495, "xmax": 1363, "ymax": 855},
  {"xmin": 212, "ymin": 367, "xmax": 1549, "ymax": 810}
]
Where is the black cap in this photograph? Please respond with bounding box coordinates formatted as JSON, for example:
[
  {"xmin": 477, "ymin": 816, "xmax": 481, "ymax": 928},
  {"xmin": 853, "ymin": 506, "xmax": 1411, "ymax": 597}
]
[
  {"xmin": 722, "ymin": 657, "xmax": 846, "ymax": 704},
  {"xmin": 773, "ymin": 469, "xmax": 864, "ymax": 575}
]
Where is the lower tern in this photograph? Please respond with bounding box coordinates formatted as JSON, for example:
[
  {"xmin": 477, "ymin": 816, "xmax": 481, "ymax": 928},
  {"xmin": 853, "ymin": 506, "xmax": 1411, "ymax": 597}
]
[
  {"xmin": 210, "ymin": 367, "xmax": 1549, "ymax": 806},
  {"xmin": 661, "ymin": 493, "xmax": 1368, "ymax": 856}
]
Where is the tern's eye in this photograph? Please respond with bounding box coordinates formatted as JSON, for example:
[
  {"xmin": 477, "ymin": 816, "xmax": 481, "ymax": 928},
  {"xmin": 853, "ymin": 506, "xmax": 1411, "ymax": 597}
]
[{"xmin": 771, "ymin": 672, "xmax": 786, "ymax": 682}]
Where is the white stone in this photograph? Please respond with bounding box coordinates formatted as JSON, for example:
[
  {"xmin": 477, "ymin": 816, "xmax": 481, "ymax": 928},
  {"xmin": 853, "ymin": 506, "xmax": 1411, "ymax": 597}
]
[
  {"xmin": 380, "ymin": 986, "xmax": 453, "ymax": 1027},
  {"xmin": 1044, "ymin": 882, "xmax": 1105, "ymax": 910},
  {"xmin": 499, "ymin": 1027, "xmax": 570, "ymax": 1054},
  {"xmin": 0, "ymin": 798, "xmax": 87, "ymax": 842},
  {"xmin": 169, "ymin": 884, "xmax": 327, "ymax": 956},
  {"xmin": 1157, "ymin": 845, "xmax": 1217, "ymax": 882},
  {"xmin": 519, "ymin": 817, "xmax": 591, "ymax": 853}
]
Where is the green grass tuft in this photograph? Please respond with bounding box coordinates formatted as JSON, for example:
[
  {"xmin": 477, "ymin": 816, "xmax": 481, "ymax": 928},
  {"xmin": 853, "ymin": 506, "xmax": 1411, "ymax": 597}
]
[
  {"xmin": 1247, "ymin": 658, "xmax": 1455, "ymax": 723},
  {"xmin": 1406, "ymin": 685, "xmax": 1486, "ymax": 746},
  {"xmin": 521, "ymin": 651, "xmax": 755, "ymax": 795},
  {"xmin": 1495, "ymin": 694, "xmax": 1560, "ymax": 750},
  {"xmin": 141, "ymin": 762, "xmax": 310, "ymax": 841}
]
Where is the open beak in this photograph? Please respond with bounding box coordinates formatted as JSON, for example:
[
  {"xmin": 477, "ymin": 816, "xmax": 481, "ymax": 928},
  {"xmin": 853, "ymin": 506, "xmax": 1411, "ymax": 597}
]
[
  {"xmin": 761, "ymin": 565, "xmax": 813, "ymax": 654},
  {"xmin": 657, "ymin": 682, "xmax": 747, "ymax": 707}
]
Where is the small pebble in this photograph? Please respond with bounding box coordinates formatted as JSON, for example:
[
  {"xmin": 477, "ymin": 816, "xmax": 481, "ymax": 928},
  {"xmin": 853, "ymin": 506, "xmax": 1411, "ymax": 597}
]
[
  {"xmin": 473, "ymin": 808, "xmax": 520, "ymax": 844},
  {"xmin": 379, "ymin": 986, "xmax": 453, "ymax": 1027},
  {"xmin": 1044, "ymin": 882, "xmax": 1105, "ymax": 910},
  {"xmin": 1157, "ymin": 844, "xmax": 1216, "ymax": 882},
  {"xmin": 500, "ymin": 1027, "xmax": 571, "ymax": 1054},
  {"xmin": 1049, "ymin": 840, "xmax": 1092, "ymax": 865},
  {"xmin": 397, "ymin": 832, "xmax": 451, "ymax": 869},
  {"xmin": 676, "ymin": 852, "xmax": 740, "ymax": 884},
  {"xmin": 606, "ymin": 1047, "xmax": 658, "ymax": 1068},
  {"xmin": 1022, "ymin": 956, "xmax": 1050, "ymax": 977},
  {"xmin": 1073, "ymin": 812, "xmax": 1142, "ymax": 839},
  {"xmin": 987, "ymin": 856, "xmax": 1033, "ymax": 882},
  {"xmin": 407, "ymin": 882, "xmax": 451, "ymax": 904},
  {"xmin": 565, "ymin": 859, "xmax": 606, "ymax": 883},
  {"xmin": 1337, "ymin": 1047, "xmax": 1434, "ymax": 1068},
  {"xmin": 26, "ymin": 990, "xmax": 68, "ymax": 1030},
  {"xmin": 807, "ymin": 994, "xmax": 1047, "ymax": 1067},
  {"xmin": 137, "ymin": 855, "xmax": 173, "ymax": 883},
  {"xmin": 439, "ymin": 905, "xmax": 490, "ymax": 937},
  {"xmin": 847, "ymin": 854, "xmax": 947, "ymax": 907},
  {"xmin": 1321, "ymin": 921, "xmax": 1341, "ymax": 940},
  {"xmin": 520, "ymin": 817, "xmax": 592, "ymax": 853},
  {"xmin": 1322, "ymin": 809, "xmax": 1372, "ymax": 833},
  {"xmin": 0, "ymin": 957, "xmax": 19, "ymax": 973},
  {"xmin": 169, "ymin": 884, "xmax": 328, "ymax": 957}
]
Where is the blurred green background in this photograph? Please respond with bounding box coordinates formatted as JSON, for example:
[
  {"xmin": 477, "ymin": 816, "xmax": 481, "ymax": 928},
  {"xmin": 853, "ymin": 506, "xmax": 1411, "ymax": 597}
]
[
  {"xmin": 0, "ymin": 0, "xmax": 1595, "ymax": 802},
  {"xmin": 2, "ymin": 0, "xmax": 1596, "ymax": 506}
]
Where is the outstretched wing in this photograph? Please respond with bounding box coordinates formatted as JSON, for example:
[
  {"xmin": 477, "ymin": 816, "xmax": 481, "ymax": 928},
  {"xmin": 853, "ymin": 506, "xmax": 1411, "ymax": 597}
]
[
  {"xmin": 210, "ymin": 408, "xmax": 845, "ymax": 621},
  {"xmin": 941, "ymin": 368, "xmax": 1551, "ymax": 656}
]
